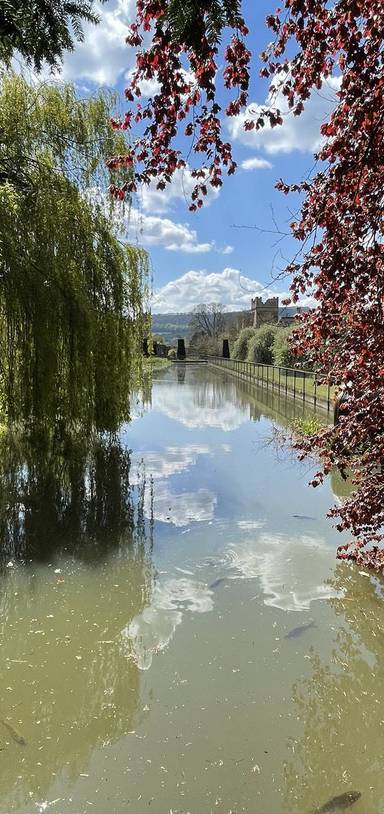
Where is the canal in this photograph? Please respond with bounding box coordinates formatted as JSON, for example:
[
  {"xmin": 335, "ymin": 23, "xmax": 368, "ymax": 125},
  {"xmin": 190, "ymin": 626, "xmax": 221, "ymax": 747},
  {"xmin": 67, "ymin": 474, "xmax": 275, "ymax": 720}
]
[{"xmin": 0, "ymin": 364, "xmax": 382, "ymax": 814}]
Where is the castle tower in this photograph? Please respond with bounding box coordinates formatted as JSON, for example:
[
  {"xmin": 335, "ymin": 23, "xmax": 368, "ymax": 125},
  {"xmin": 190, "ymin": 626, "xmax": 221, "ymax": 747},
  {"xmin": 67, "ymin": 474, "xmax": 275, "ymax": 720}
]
[{"xmin": 251, "ymin": 297, "xmax": 279, "ymax": 328}]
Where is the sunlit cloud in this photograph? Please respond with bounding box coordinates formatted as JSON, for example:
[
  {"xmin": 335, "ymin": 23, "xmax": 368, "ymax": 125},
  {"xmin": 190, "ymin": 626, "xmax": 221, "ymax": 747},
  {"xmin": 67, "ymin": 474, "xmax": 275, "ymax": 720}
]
[
  {"xmin": 230, "ymin": 77, "xmax": 340, "ymax": 155},
  {"xmin": 241, "ymin": 157, "xmax": 273, "ymax": 170}
]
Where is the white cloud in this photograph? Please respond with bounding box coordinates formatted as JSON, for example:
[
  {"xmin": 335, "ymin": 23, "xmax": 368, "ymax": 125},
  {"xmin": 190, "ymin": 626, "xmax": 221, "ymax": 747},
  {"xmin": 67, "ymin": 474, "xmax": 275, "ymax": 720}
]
[
  {"xmin": 221, "ymin": 245, "xmax": 235, "ymax": 255},
  {"xmin": 125, "ymin": 67, "xmax": 194, "ymax": 100},
  {"xmin": 126, "ymin": 207, "xmax": 213, "ymax": 253},
  {"xmin": 139, "ymin": 167, "xmax": 220, "ymax": 216},
  {"xmin": 230, "ymin": 77, "xmax": 340, "ymax": 155},
  {"xmin": 152, "ymin": 267, "xmax": 280, "ymax": 313},
  {"xmin": 152, "ymin": 268, "xmax": 316, "ymax": 313},
  {"xmin": 57, "ymin": 0, "xmax": 135, "ymax": 86},
  {"xmin": 124, "ymin": 72, "xmax": 161, "ymax": 97},
  {"xmin": 241, "ymin": 157, "xmax": 273, "ymax": 171},
  {"xmin": 88, "ymin": 188, "xmax": 213, "ymax": 254}
]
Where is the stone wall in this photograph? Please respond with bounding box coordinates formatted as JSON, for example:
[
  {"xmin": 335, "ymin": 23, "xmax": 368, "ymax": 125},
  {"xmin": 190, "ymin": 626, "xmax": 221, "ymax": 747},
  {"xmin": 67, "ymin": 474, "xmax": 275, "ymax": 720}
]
[{"xmin": 251, "ymin": 297, "xmax": 279, "ymax": 328}]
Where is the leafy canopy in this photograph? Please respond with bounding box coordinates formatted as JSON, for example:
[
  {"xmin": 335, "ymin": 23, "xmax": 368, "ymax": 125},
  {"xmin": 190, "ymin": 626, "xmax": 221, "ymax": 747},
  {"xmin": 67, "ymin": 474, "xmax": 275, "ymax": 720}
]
[{"xmin": 0, "ymin": 0, "xmax": 101, "ymax": 71}]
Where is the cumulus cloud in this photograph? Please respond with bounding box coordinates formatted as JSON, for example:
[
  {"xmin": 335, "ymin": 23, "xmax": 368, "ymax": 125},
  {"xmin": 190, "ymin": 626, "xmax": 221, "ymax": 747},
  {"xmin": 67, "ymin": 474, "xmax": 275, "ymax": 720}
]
[
  {"xmin": 126, "ymin": 207, "xmax": 213, "ymax": 253},
  {"xmin": 230, "ymin": 77, "xmax": 340, "ymax": 155},
  {"xmin": 124, "ymin": 73, "xmax": 161, "ymax": 97},
  {"xmin": 88, "ymin": 188, "xmax": 214, "ymax": 254},
  {"xmin": 138, "ymin": 167, "xmax": 220, "ymax": 216},
  {"xmin": 241, "ymin": 157, "xmax": 273, "ymax": 171},
  {"xmin": 152, "ymin": 267, "xmax": 281, "ymax": 313},
  {"xmin": 57, "ymin": 0, "xmax": 135, "ymax": 86},
  {"xmin": 124, "ymin": 68, "xmax": 194, "ymax": 100}
]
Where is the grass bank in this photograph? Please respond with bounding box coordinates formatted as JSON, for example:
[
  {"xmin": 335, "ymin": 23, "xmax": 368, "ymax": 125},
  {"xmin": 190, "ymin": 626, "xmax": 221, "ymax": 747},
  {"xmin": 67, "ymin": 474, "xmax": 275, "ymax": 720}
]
[{"xmin": 143, "ymin": 357, "xmax": 172, "ymax": 370}]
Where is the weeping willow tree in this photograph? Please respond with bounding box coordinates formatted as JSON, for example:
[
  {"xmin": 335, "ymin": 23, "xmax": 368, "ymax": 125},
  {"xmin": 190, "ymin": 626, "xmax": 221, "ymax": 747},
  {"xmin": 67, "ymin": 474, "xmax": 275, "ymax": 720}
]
[{"xmin": 0, "ymin": 73, "xmax": 149, "ymax": 432}]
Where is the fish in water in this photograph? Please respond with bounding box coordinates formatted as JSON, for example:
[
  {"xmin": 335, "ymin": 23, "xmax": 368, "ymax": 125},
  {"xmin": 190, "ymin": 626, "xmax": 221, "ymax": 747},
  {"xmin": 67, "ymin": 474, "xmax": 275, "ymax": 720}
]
[
  {"xmin": 284, "ymin": 621, "xmax": 316, "ymax": 640},
  {"xmin": 209, "ymin": 577, "xmax": 230, "ymax": 590},
  {"xmin": 1, "ymin": 719, "xmax": 27, "ymax": 746},
  {"xmin": 292, "ymin": 514, "xmax": 316, "ymax": 520},
  {"xmin": 313, "ymin": 791, "xmax": 361, "ymax": 813}
]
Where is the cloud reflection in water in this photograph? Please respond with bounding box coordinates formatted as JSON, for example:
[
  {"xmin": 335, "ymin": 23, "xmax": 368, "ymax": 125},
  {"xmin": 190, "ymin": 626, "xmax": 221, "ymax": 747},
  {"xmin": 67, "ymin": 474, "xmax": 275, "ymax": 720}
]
[
  {"xmin": 152, "ymin": 382, "xmax": 249, "ymax": 431},
  {"xmin": 122, "ymin": 578, "xmax": 214, "ymax": 670},
  {"xmin": 224, "ymin": 527, "xmax": 338, "ymax": 612}
]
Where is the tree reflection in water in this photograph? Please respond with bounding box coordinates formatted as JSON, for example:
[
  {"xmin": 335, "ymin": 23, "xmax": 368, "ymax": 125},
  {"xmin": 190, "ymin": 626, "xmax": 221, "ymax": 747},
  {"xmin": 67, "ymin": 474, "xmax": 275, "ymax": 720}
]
[
  {"xmin": 283, "ymin": 565, "xmax": 384, "ymax": 814},
  {"xmin": 0, "ymin": 426, "xmax": 155, "ymax": 810},
  {"xmin": 0, "ymin": 426, "xmax": 153, "ymax": 566}
]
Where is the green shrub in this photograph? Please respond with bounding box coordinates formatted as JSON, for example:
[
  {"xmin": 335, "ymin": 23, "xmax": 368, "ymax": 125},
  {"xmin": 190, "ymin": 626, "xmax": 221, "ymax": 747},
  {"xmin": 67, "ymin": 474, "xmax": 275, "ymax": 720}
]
[
  {"xmin": 167, "ymin": 348, "xmax": 177, "ymax": 359},
  {"xmin": 246, "ymin": 324, "xmax": 278, "ymax": 365},
  {"xmin": 272, "ymin": 326, "xmax": 294, "ymax": 367},
  {"xmin": 232, "ymin": 327, "xmax": 256, "ymax": 360}
]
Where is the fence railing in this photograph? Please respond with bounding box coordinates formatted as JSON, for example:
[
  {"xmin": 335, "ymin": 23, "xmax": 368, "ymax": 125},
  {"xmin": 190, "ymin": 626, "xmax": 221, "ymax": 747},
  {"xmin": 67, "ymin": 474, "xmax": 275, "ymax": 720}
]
[{"xmin": 205, "ymin": 357, "xmax": 334, "ymax": 413}]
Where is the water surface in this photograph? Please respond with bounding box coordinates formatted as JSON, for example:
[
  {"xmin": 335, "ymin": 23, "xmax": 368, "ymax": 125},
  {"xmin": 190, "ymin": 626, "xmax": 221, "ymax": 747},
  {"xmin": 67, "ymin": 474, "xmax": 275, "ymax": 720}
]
[{"xmin": 0, "ymin": 366, "xmax": 382, "ymax": 814}]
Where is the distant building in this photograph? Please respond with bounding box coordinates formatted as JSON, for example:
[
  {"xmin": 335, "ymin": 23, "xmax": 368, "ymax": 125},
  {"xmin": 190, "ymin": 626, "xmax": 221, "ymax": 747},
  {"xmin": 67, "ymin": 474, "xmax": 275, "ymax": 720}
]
[
  {"xmin": 251, "ymin": 297, "xmax": 279, "ymax": 328},
  {"xmin": 278, "ymin": 305, "xmax": 311, "ymax": 327},
  {"xmin": 251, "ymin": 296, "xmax": 310, "ymax": 328}
]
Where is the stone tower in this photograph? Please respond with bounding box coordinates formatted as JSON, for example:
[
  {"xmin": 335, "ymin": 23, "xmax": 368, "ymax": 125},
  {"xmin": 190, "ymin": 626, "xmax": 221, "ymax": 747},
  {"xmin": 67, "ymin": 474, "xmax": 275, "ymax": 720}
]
[{"xmin": 251, "ymin": 297, "xmax": 279, "ymax": 328}]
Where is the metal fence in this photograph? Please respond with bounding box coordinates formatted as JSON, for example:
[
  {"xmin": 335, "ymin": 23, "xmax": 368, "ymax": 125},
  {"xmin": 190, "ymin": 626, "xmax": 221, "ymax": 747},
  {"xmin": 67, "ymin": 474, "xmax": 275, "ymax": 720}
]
[{"xmin": 205, "ymin": 357, "xmax": 333, "ymax": 413}]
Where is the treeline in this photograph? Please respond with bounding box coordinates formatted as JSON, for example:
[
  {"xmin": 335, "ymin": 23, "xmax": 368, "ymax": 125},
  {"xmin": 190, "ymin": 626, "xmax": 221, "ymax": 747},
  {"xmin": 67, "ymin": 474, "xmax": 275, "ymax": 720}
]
[{"xmin": 187, "ymin": 314, "xmax": 296, "ymax": 367}]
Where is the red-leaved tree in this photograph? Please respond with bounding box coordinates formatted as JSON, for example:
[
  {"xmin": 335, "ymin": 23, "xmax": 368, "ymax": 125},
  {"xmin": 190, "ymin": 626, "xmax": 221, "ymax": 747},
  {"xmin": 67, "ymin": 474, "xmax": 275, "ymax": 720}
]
[{"xmin": 109, "ymin": 0, "xmax": 384, "ymax": 566}]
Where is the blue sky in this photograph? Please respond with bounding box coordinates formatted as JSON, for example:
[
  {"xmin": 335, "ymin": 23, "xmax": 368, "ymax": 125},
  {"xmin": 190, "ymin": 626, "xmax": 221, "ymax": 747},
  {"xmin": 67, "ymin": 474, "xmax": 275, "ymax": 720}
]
[{"xmin": 35, "ymin": 0, "xmax": 338, "ymax": 313}]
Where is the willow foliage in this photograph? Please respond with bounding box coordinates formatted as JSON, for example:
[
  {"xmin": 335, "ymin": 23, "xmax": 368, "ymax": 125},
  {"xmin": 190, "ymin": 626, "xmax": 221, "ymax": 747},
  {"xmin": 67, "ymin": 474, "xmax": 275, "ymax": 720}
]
[{"xmin": 0, "ymin": 74, "xmax": 149, "ymax": 431}]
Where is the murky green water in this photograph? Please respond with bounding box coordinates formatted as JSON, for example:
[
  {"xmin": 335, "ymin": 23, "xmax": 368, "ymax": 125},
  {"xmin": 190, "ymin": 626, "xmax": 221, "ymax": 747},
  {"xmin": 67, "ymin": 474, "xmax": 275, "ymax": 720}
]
[{"xmin": 0, "ymin": 365, "xmax": 383, "ymax": 814}]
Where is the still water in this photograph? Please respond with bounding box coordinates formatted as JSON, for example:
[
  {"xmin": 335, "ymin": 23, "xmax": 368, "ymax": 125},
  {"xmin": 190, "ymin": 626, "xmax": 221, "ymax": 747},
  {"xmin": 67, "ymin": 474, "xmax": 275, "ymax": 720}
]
[{"xmin": 0, "ymin": 366, "xmax": 382, "ymax": 814}]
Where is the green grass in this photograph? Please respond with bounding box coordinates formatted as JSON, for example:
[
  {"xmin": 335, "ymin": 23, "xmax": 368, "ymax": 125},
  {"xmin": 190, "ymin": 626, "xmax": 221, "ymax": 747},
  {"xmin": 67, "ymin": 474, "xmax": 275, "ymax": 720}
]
[
  {"xmin": 273, "ymin": 371, "xmax": 334, "ymax": 404},
  {"xmin": 143, "ymin": 357, "xmax": 172, "ymax": 370},
  {"xmin": 218, "ymin": 360, "xmax": 336, "ymax": 406},
  {"xmin": 293, "ymin": 415, "xmax": 323, "ymax": 436}
]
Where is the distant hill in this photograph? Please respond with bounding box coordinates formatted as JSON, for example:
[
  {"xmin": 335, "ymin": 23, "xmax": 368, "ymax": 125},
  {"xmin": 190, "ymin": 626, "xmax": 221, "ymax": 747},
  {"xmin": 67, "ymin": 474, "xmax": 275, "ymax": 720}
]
[
  {"xmin": 151, "ymin": 311, "xmax": 249, "ymax": 345},
  {"xmin": 151, "ymin": 313, "xmax": 192, "ymax": 344}
]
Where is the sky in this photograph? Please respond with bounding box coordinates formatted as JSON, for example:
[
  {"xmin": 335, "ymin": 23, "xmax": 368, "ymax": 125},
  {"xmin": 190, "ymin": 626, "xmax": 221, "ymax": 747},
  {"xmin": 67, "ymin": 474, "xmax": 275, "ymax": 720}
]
[{"xmin": 31, "ymin": 0, "xmax": 338, "ymax": 313}]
